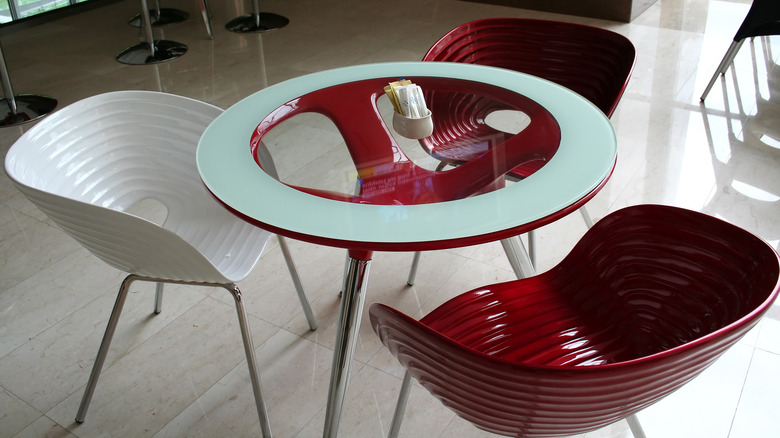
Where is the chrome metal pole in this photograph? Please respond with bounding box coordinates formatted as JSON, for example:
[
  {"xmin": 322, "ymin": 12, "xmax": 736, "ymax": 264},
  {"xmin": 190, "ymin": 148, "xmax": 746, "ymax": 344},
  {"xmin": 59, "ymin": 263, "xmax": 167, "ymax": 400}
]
[
  {"xmin": 252, "ymin": 0, "xmax": 261, "ymax": 28},
  {"xmin": 0, "ymin": 42, "xmax": 17, "ymax": 115},
  {"xmin": 225, "ymin": 0, "xmax": 289, "ymax": 33},
  {"xmin": 323, "ymin": 256, "xmax": 371, "ymax": 437},
  {"xmin": 227, "ymin": 284, "xmax": 273, "ymax": 437},
  {"xmin": 140, "ymin": 0, "xmax": 156, "ymax": 58},
  {"xmin": 76, "ymin": 275, "xmax": 137, "ymax": 423}
]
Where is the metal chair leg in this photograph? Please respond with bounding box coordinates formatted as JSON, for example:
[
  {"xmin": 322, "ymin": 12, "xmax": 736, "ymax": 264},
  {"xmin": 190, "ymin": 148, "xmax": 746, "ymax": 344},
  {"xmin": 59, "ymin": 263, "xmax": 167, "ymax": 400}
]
[
  {"xmin": 701, "ymin": 39, "xmax": 745, "ymax": 101},
  {"xmin": 277, "ymin": 236, "xmax": 317, "ymax": 331},
  {"xmin": 388, "ymin": 371, "xmax": 413, "ymax": 438},
  {"xmin": 225, "ymin": 283, "xmax": 273, "ymax": 437},
  {"xmin": 500, "ymin": 236, "xmax": 536, "ymax": 278},
  {"xmin": 407, "ymin": 251, "xmax": 422, "ymax": 286},
  {"xmin": 408, "ymin": 233, "xmax": 535, "ymax": 285},
  {"xmin": 76, "ymin": 274, "xmax": 138, "ymax": 423},
  {"xmin": 154, "ymin": 282, "xmax": 164, "ymax": 314},
  {"xmin": 579, "ymin": 206, "xmax": 594, "ymax": 228},
  {"xmin": 526, "ymin": 230, "xmax": 536, "ymax": 269},
  {"xmin": 626, "ymin": 414, "xmax": 647, "ymax": 438}
]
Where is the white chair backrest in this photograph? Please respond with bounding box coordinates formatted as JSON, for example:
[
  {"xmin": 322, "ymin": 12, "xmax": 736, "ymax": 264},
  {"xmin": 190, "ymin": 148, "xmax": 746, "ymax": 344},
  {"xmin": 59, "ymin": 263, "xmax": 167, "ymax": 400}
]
[{"xmin": 4, "ymin": 91, "xmax": 270, "ymax": 283}]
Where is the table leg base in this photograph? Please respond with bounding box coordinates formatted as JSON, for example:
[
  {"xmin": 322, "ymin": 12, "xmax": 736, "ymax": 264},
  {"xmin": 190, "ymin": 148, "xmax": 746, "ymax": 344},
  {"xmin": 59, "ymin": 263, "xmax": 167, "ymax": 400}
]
[
  {"xmin": 0, "ymin": 95, "xmax": 57, "ymax": 127},
  {"xmin": 116, "ymin": 41, "xmax": 188, "ymax": 65},
  {"xmin": 128, "ymin": 8, "xmax": 189, "ymax": 27},
  {"xmin": 225, "ymin": 13, "xmax": 289, "ymax": 33}
]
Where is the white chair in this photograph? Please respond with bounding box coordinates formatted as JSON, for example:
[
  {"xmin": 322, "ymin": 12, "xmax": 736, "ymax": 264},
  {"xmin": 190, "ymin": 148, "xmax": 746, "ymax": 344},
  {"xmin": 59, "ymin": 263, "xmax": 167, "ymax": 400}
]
[{"xmin": 3, "ymin": 90, "xmax": 317, "ymax": 437}]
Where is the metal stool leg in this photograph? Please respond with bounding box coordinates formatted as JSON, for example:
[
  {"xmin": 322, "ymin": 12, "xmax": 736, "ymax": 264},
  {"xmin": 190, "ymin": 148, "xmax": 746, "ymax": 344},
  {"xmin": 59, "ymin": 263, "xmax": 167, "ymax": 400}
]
[
  {"xmin": 199, "ymin": 0, "xmax": 214, "ymax": 39},
  {"xmin": 128, "ymin": 0, "xmax": 189, "ymax": 27},
  {"xmin": 117, "ymin": 0, "xmax": 187, "ymax": 65},
  {"xmin": 226, "ymin": 0, "xmax": 289, "ymax": 33},
  {"xmin": 0, "ymin": 41, "xmax": 56, "ymax": 127}
]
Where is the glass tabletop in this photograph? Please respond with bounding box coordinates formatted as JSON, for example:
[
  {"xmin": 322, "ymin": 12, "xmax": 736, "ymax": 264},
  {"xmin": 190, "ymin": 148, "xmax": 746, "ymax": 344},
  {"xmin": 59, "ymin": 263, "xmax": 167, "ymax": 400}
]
[{"xmin": 197, "ymin": 62, "xmax": 616, "ymax": 251}]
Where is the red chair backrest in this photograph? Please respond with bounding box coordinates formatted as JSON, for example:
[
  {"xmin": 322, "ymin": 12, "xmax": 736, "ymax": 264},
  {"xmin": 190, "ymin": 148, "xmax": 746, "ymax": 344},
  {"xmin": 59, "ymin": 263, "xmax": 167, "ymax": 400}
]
[
  {"xmin": 424, "ymin": 18, "xmax": 636, "ymax": 117},
  {"xmin": 419, "ymin": 18, "xmax": 635, "ymax": 179}
]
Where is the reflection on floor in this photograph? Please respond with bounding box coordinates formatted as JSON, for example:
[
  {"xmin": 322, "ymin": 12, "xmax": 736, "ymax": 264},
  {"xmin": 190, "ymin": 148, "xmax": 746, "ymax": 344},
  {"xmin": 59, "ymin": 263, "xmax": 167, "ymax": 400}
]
[{"xmin": 0, "ymin": 0, "xmax": 779, "ymax": 437}]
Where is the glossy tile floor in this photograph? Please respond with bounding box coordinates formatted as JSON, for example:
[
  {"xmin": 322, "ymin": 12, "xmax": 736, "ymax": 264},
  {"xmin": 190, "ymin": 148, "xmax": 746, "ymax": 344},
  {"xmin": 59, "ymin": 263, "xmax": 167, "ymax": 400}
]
[{"xmin": 1, "ymin": 0, "xmax": 779, "ymax": 436}]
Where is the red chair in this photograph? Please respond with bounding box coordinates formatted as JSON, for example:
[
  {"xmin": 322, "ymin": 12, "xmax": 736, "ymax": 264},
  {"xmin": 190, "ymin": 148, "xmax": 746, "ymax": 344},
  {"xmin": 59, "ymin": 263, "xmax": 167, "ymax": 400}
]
[
  {"xmin": 700, "ymin": 0, "xmax": 780, "ymax": 101},
  {"xmin": 408, "ymin": 18, "xmax": 636, "ymax": 279},
  {"xmin": 372, "ymin": 204, "xmax": 780, "ymax": 437}
]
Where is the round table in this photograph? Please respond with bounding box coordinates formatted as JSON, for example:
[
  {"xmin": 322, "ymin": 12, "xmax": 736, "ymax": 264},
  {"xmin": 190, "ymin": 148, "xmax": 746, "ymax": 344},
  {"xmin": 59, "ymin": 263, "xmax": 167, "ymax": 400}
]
[{"xmin": 197, "ymin": 61, "xmax": 616, "ymax": 437}]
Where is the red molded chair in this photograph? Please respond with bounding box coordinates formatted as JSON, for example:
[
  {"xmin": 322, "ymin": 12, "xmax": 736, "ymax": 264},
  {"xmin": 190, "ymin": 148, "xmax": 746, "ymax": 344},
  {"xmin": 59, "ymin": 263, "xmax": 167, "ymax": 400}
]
[
  {"xmin": 371, "ymin": 204, "xmax": 780, "ymax": 438},
  {"xmin": 701, "ymin": 0, "xmax": 780, "ymax": 101},
  {"xmin": 408, "ymin": 18, "xmax": 636, "ymax": 279}
]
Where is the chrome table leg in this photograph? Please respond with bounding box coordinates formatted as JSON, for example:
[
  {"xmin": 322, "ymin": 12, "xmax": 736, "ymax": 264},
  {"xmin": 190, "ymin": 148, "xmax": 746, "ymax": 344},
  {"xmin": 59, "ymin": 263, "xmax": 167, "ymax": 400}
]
[{"xmin": 323, "ymin": 253, "xmax": 372, "ymax": 437}]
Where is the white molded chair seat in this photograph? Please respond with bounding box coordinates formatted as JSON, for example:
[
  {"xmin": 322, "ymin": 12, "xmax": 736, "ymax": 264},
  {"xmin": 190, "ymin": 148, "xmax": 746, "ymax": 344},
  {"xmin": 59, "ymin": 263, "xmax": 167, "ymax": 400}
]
[{"xmin": 4, "ymin": 90, "xmax": 316, "ymax": 437}]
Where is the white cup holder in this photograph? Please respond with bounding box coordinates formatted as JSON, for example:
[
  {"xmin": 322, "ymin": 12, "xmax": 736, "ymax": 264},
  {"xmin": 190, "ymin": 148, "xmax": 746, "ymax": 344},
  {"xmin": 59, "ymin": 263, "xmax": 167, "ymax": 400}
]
[{"xmin": 392, "ymin": 110, "xmax": 433, "ymax": 139}]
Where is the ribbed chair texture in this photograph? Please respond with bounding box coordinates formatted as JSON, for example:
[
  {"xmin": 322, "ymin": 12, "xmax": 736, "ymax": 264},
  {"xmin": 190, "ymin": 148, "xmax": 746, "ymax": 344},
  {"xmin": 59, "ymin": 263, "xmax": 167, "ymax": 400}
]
[
  {"xmin": 407, "ymin": 18, "xmax": 636, "ymax": 281},
  {"xmin": 700, "ymin": 0, "xmax": 780, "ymax": 101},
  {"xmin": 4, "ymin": 90, "xmax": 317, "ymax": 438},
  {"xmin": 372, "ymin": 204, "xmax": 780, "ymax": 438}
]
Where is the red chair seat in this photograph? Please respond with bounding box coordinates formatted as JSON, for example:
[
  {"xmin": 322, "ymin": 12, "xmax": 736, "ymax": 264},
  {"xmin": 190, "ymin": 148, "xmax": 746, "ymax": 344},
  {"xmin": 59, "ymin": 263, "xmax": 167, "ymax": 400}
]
[{"xmin": 371, "ymin": 204, "xmax": 780, "ymax": 437}]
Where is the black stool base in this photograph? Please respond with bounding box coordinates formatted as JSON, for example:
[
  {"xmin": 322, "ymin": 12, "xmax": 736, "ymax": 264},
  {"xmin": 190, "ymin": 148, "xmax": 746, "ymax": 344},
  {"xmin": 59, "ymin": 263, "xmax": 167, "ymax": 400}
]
[
  {"xmin": 128, "ymin": 8, "xmax": 189, "ymax": 27},
  {"xmin": 0, "ymin": 95, "xmax": 57, "ymax": 127},
  {"xmin": 226, "ymin": 13, "xmax": 289, "ymax": 33},
  {"xmin": 116, "ymin": 40, "xmax": 187, "ymax": 65}
]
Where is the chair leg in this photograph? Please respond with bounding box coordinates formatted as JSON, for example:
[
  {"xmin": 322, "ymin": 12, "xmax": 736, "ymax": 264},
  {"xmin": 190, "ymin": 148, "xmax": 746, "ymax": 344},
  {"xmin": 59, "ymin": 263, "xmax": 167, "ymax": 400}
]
[
  {"xmin": 701, "ymin": 39, "xmax": 745, "ymax": 101},
  {"xmin": 76, "ymin": 274, "xmax": 138, "ymax": 423},
  {"xmin": 526, "ymin": 230, "xmax": 536, "ymax": 269},
  {"xmin": 411, "ymin": 234, "xmax": 535, "ymax": 285},
  {"xmin": 500, "ymin": 236, "xmax": 536, "ymax": 278},
  {"xmin": 277, "ymin": 236, "xmax": 317, "ymax": 331},
  {"xmin": 579, "ymin": 206, "xmax": 594, "ymax": 228},
  {"xmin": 388, "ymin": 371, "xmax": 413, "ymax": 438},
  {"xmin": 154, "ymin": 282, "xmax": 164, "ymax": 314},
  {"xmin": 407, "ymin": 251, "xmax": 422, "ymax": 286},
  {"xmin": 626, "ymin": 414, "xmax": 647, "ymax": 438},
  {"xmin": 224, "ymin": 283, "xmax": 273, "ymax": 438}
]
